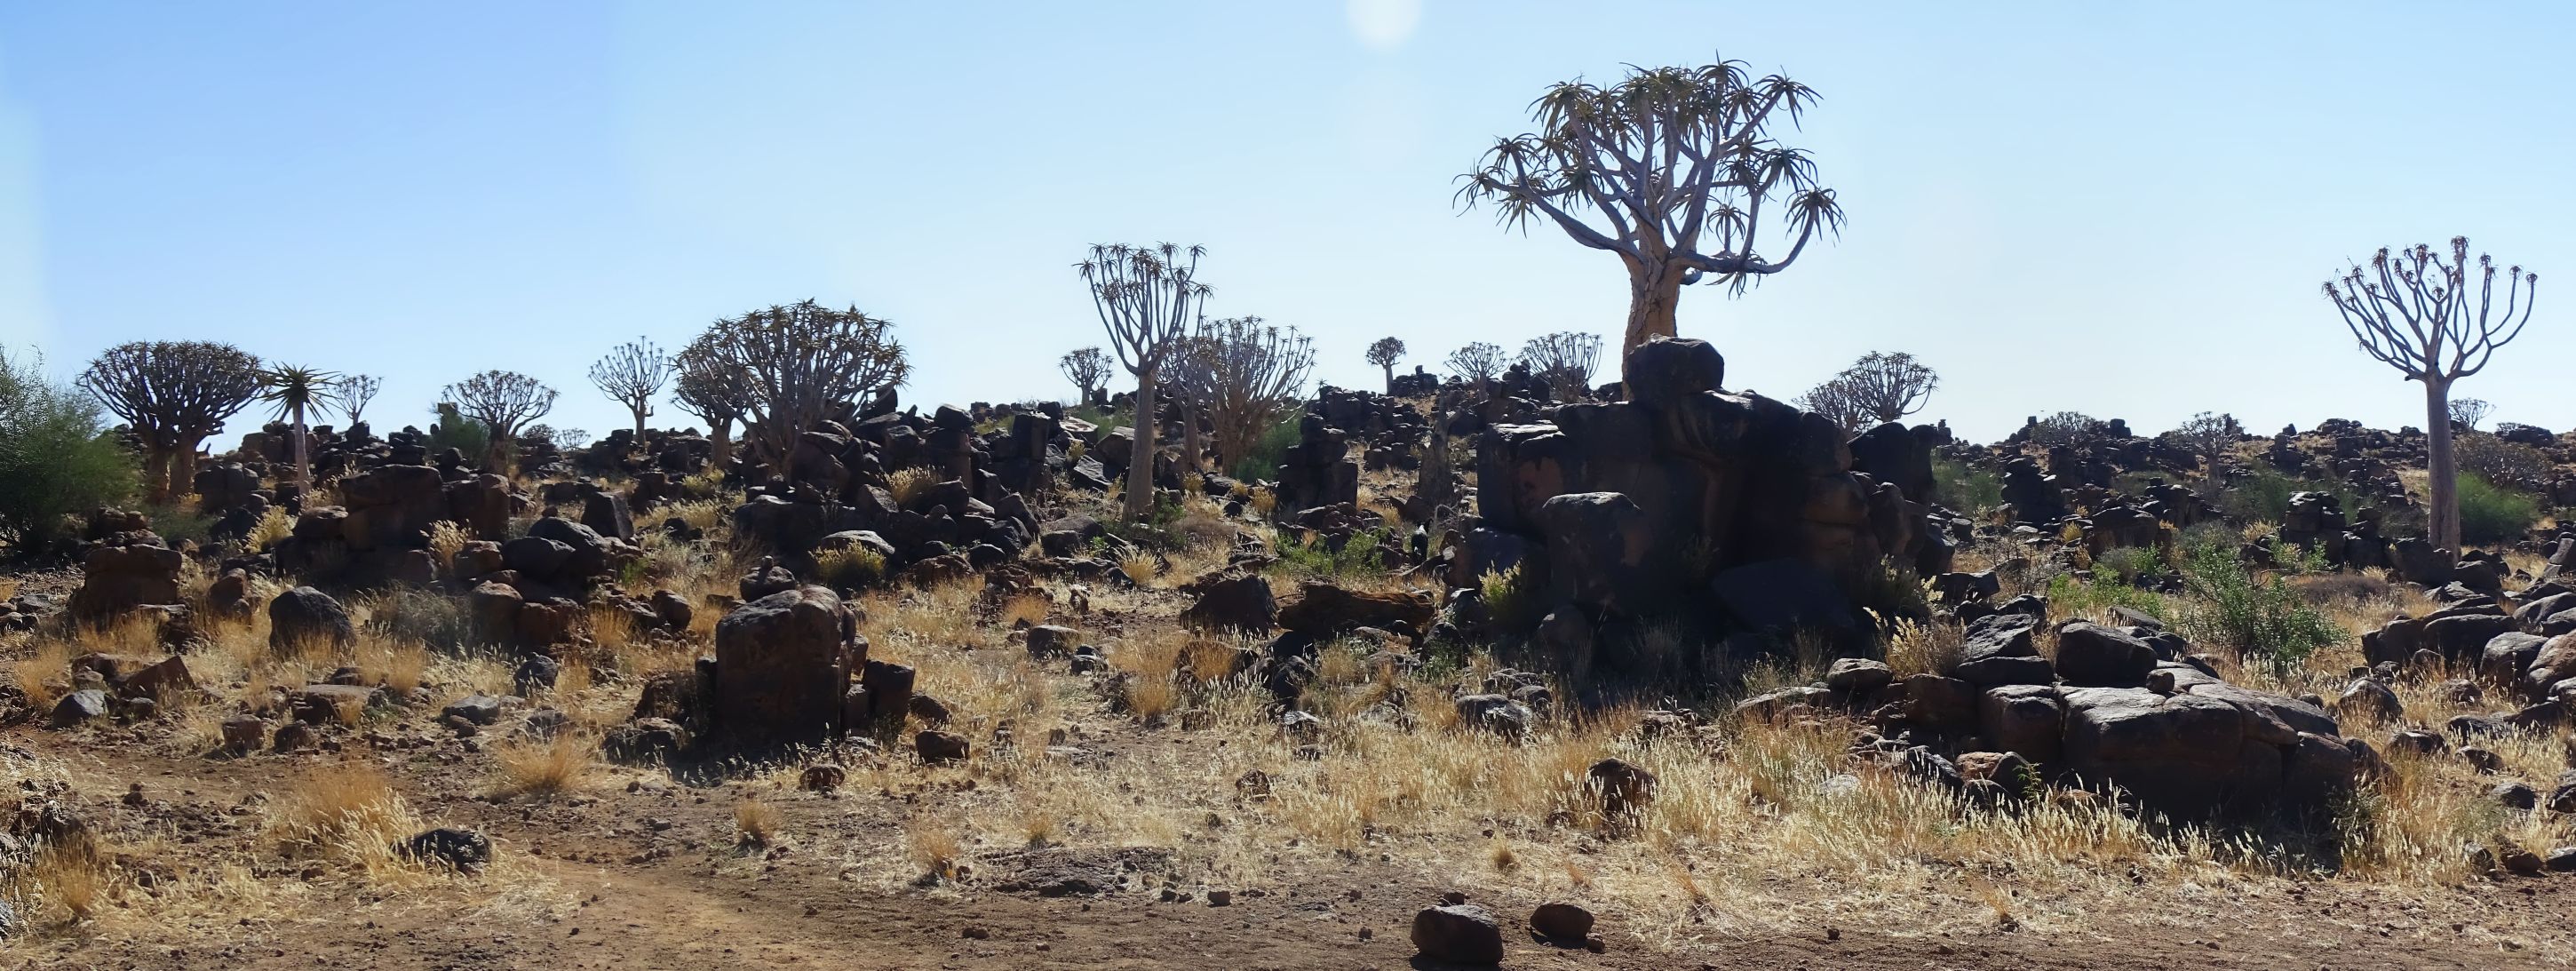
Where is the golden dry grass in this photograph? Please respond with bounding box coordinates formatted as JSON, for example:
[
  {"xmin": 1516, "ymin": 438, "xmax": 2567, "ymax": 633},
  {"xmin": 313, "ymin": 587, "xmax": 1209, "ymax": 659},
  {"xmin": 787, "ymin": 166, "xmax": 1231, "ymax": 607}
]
[
  {"xmin": 735, "ymin": 798, "xmax": 783, "ymax": 847},
  {"xmin": 13, "ymin": 636, "xmax": 73, "ymax": 709},
  {"xmin": 492, "ymin": 732, "xmax": 597, "ymax": 797}
]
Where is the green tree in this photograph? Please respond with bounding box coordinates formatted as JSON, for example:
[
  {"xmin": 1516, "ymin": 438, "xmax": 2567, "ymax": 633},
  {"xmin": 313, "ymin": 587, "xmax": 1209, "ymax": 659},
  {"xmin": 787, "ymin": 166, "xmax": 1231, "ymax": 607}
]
[{"xmin": 0, "ymin": 348, "xmax": 138, "ymax": 548}]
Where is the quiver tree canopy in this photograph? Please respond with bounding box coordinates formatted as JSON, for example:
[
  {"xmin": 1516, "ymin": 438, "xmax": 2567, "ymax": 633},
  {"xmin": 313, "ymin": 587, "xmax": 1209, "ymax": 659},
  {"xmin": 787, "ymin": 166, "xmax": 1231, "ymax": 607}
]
[
  {"xmin": 1458, "ymin": 57, "xmax": 1843, "ymax": 386},
  {"xmin": 1059, "ymin": 346, "xmax": 1113, "ymax": 407},
  {"xmin": 78, "ymin": 339, "xmax": 264, "ymax": 503},
  {"xmin": 696, "ymin": 299, "xmax": 910, "ymax": 473},
  {"xmin": 589, "ymin": 337, "xmax": 673, "ymax": 440},
  {"xmin": 442, "ymin": 370, "xmax": 557, "ymax": 468}
]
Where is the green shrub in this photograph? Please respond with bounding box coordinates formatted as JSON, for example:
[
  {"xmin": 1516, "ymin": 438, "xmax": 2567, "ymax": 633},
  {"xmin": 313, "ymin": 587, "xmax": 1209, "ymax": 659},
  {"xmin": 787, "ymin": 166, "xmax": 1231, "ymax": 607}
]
[
  {"xmin": 1271, "ymin": 528, "xmax": 1387, "ymax": 579},
  {"xmin": 427, "ymin": 402, "xmax": 490, "ymax": 462},
  {"xmin": 2175, "ymin": 544, "xmax": 2341, "ymax": 676},
  {"xmin": 2221, "ymin": 467, "xmax": 2375, "ymax": 528},
  {"xmin": 1228, "ymin": 417, "xmax": 1301, "ymax": 483},
  {"xmin": 2046, "ymin": 573, "xmax": 2166, "ymax": 622},
  {"xmin": 0, "ymin": 348, "xmax": 139, "ymax": 549},
  {"xmin": 2094, "ymin": 546, "xmax": 2166, "ymax": 585},
  {"xmin": 1930, "ymin": 458, "xmax": 2002, "ymax": 514},
  {"xmin": 2454, "ymin": 472, "xmax": 2540, "ymax": 545},
  {"xmin": 814, "ymin": 544, "xmax": 887, "ymax": 590},
  {"xmin": 1478, "ymin": 564, "xmax": 1538, "ymax": 632}
]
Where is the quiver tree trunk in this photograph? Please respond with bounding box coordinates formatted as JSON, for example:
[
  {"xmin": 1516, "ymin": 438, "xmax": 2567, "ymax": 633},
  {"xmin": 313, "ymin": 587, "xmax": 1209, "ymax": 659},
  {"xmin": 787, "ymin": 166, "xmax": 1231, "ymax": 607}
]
[
  {"xmin": 1125, "ymin": 366, "xmax": 1157, "ymax": 521},
  {"xmin": 2423, "ymin": 377, "xmax": 2461, "ymax": 552},
  {"xmin": 1619, "ymin": 259, "xmax": 1684, "ymax": 390}
]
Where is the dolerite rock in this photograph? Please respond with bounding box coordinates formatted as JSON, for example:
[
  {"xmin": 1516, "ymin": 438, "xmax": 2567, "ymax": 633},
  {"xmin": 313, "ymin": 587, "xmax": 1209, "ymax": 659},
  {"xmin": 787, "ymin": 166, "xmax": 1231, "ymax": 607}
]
[
  {"xmin": 2055, "ymin": 622, "xmax": 2155, "ymax": 687},
  {"xmin": 1179, "ymin": 572, "xmax": 1276, "ymax": 633},
  {"xmin": 1531, "ymin": 491, "xmax": 1670, "ymax": 616},
  {"xmin": 402, "ymin": 828, "xmax": 492, "ymax": 872},
  {"xmin": 1824, "ymin": 657, "xmax": 1894, "ymax": 695},
  {"xmin": 50, "ymin": 688, "xmax": 110, "ymax": 728},
  {"xmin": 267, "ymin": 586, "xmax": 355, "ymax": 653},
  {"xmin": 2337, "ymin": 678, "xmax": 2404, "ymax": 724},
  {"xmin": 1979, "ymin": 684, "xmax": 2065, "ymax": 762},
  {"xmin": 1410, "ymin": 903, "xmax": 1505, "ymax": 965},
  {"xmin": 69, "ymin": 537, "xmax": 184, "ymax": 622},
  {"xmin": 1276, "ymin": 582, "xmax": 1431, "ymax": 637},
  {"xmin": 1586, "ymin": 758, "xmax": 1658, "ymax": 816},
  {"xmin": 916, "ymin": 729, "xmax": 970, "ymax": 765},
  {"xmin": 1024, "ymin": 625, "xmax": 1080, "ymax": 657},
  {"xmin": 1954, "ymin": 614, "xmax": 2052, "ymax": 686},
  {"xmin": 2062, "ymin": 683, "xmax": 2350, "ymax": 817},
  {"xmin": 442, "ymin": 695, "xmax": 505, "ymax": 726},
  {"xmin": 1529, "ymin": 901, "xmax": 1596, "ymax": 942},
  {"xmin": 713, "ymin": 585, "xmax": 857, "ymax": 744}
]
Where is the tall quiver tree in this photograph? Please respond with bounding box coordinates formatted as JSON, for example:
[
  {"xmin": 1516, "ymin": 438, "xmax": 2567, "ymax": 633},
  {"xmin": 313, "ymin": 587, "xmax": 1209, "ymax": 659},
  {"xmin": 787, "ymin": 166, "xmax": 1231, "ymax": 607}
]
[
  {"xmin": 1059, "ymin": 347, "xmax": 1112, "ymax": 409},
  {"xmin": 1364, "ymin": 338, "xmax": 1406, "ymax": 394},
  {"xmin": 257, "ymin": 365, "xmax": 344, "ymax": 497},
  {"xmin": 2324, "ymin": 236, "xmax": 2538, "ymax": 551},
  {"xmin": 1077, "ymin": 243, "xmax": 1211, "ymax": 521},
  {"xmin": 79, "ymin": 340, "xmax": 263, "ymax": 504},
  {"xmin": 695, "ymin": 300, "xmax": 909, "ymax": 476},
  {"xmin": 442, "ymin": 370, "xmax": 557, "ymax": 472},
  {"xmin": 1459, "ymin": 57, "xmax": 1844, "ymax": 391},
  {"xmin": 672, "ymin": 332, "xmax": 754, "ymax": 467},
  {"xmin": 589, "ymin": 337, "xmax": 672, "ymax": 442}
]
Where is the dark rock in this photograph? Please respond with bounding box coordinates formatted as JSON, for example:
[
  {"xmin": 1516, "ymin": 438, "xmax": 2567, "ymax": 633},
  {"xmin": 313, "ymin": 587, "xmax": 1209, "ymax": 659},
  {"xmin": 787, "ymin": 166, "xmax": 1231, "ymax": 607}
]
[
  {"xmin": 1529, "ymin": 901, "xmax": 1596, "ymax": 941},
  {"xmin": 267, "ymin": 586, "xmax": 355, "ymax": 653},
  {"xmin": 1411, "ymin": 903, "xmax": 1505, "ymax": 965},
  {"xmin": 402, "ymin": 828, "xmax": 492, "ymax": 872}
]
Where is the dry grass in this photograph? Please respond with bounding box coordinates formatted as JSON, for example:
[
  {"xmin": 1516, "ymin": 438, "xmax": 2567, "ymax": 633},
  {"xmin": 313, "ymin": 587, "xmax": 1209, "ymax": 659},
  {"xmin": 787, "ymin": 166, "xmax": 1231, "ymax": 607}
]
[
  {"xmin": 13, "ymin": 636, "xmax": 74, "ymax": 710},
  {"xmin": 492, "ymin": 732, "xmax": 596, "ymax": 797},
  {"xmin": 888, "ymin": 467, "xmax": 939, "ymax": 507},
  {"xmin": 354, "ymin": 633, "xmax": 429, "ymax": 694},
  {"xmin": 22, "ymin": 834, "xmax": 112, "ymax": 922},
  {"xmin": 246, "ymin": 506, "xmax": 295, "ymax": 550},
  {"xmin": 997, "ymin": 593, "xmax": 1050, "ymax": 628},
  {"xmin": 905, "ymin": 816, "xmax": 964, "ymax": 879},
  {"xmin": 427, "ymin": 520, "xmax": 473, "ymax": 566},
  {"xmin": 735, "ymin": 798, "xmax": 783, "ymax": 847}
]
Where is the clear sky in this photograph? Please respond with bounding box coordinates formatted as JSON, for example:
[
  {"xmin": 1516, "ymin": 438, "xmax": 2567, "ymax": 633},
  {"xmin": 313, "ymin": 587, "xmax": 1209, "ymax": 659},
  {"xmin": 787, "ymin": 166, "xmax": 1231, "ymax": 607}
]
[{"xmin": 1, "ymin": 1, "xmax": 2568, "ymax": 444}]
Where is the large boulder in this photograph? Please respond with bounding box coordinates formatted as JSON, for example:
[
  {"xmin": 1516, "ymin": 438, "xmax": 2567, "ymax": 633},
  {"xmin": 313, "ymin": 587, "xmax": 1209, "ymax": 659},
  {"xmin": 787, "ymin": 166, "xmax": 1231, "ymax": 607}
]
[
  {"xmin": 1179, "ymin": 572, "xmax": 1276, "ymax": 633},
  {"xmin": 1531, "ymin": 492, "xmax": 1670, "ymax": 617},
  {"xmin": 712, "ymin": 585, "xmax": 858, "ymax": 744},
  {"xmin": 1410, "ymin": 903, "xmax": 1505, "ymax": 965},
  {"xmin": 70, "ymin": 538, "xmax": 183, "ymax": 623},
  {"xmin": 2055, "ymin": 622, "xmax": 2156, "ymax": 688},
  {"xmin": 267, "ymin": 586, "xmax": 355, "ymax": 654},
  {"xmin": 2061, "ymin": 684, "xmax": 2349, "ymax": 817}
]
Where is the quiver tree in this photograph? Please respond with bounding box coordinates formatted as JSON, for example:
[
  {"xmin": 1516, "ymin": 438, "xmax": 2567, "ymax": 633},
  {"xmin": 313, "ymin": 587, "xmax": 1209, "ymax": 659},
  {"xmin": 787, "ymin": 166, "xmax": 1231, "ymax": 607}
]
[
  {"xmin": 1196, "ymin": 316, "xmax": 1316, "ymax": 472},
  {"xmin": 588, "ymin": 337, "xmax": 672, "ymax": 441},
  {"xmin": 1077, "ymin": 243, "xmax": 1212, "ymax": 521},
  {"xmin": 2324, "ymin": 236, "xmax": 2538, "ymax": 551},
  {"xmin": 1459, "ymin": 56, "xmax": 1845, "ymax": 388},
  {"xmin": 1059, "ymin": 346, "xmax": 1113, "ymax": 409},
  {"xmin": 1445, "ymin": 342, "xmax": 1506, "ymax": 396},
  {"xmin": 1836, "ymin": 352, "xmax": 1937, "ymax": 423},
  {"xmin": 257, "ymin": 365, "xmax": 345, "ymax": 496},
  {"xmin": 339, "ymin": 374, "xmax": 381, "ymax": 426},
  {"xmin": 672, "ymin": 333, "xmax": 755, "ymax": 466},
  {"xmin": 1793, "ymin": 378, "xmax": 1869, "ymax": 435},
  {"xmin": 1161, "ymin": 334, "xmax": 1215, "ymax": 473},
  {"xmin": 1364, "ymin": 337, "xmax": 1406, "ymax": 394},
  {"xmin": 2163, "ymin": 411, "xmax": 2243, "ymax": 495},
  {"xmin": 442, "ymin": 370, "xmax": 557, "ymax": 471},
  {"xmin": 2447, "ymin": 397, "xmax": 2493, "ymax": 432},
  {"xmin": 695, "ymin": 300, "xmax": 910, "ymax": 475},
  {"xmin": 78, "ymin": 340, "xmax": 263, "ymax": 504},
  {"xmin": 1517, "ymin": 331, "xmax": 1602, "ymax": 402}
]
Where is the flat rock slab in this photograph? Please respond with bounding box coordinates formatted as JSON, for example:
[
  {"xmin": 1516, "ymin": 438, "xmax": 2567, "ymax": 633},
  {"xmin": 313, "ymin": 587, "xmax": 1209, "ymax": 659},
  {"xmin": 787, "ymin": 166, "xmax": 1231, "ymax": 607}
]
[{"xmin": 983, "ymin": 846, "xmax": 1174, "ymax": 896}]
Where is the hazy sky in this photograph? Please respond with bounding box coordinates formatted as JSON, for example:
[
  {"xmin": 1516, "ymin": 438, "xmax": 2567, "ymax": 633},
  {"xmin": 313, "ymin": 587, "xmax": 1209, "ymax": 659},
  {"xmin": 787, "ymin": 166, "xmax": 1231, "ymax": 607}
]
[{"xmin": 1, "ymin": 2, "xmax": 2568, "ymax": 444}]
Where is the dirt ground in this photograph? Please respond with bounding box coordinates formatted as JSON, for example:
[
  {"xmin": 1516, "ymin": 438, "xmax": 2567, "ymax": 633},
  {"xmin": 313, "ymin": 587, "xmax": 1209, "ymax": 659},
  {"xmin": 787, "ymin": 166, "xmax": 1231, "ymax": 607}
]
[{"xmin": 5, "ymin": 712, "xmax": 2570, "ymax": 971}]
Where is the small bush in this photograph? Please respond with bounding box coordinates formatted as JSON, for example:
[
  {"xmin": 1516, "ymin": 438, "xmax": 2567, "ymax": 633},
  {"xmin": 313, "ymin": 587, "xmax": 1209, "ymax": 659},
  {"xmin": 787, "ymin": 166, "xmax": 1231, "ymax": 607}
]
[
  {"xmin": 887, "ymin": 466, "xmax": 939, "ymax": 507},
  {"xmin": 2093, "ymin": 546, "xmax": 2166, "ymax": 585},
  {"xmin": 2453, "ymin": 434, "xmax": 2551, "ymax": 485},
  {"xmin": 426, "ymin": 403, "xmax": 490, "ymax": 463},
  {"xmin": 1271, "ymin": 529, "xmax": 1387, "ymax": 579},
  {"xmin": 1228, "ymin": 417, "xmax": 1301, "ymax": 483},
  {"xmin": 1930, "ymin": 457, "xmax": 2002, "ymax": 515},
  {"xmin": 2175, "ymin": 544, "xmax": 2341, "ymax": 675},
  {"xmin": 246, "ymin": 506, "xmax": 296, "ymax": 550},
  {"xmin": 1479, "ymin": 564, "xmax": 1538, "ymax": 631},
  {"xmin": 814, "ymin": 544, "xmax": 886, "ymax": 590},
  {"xmin": 0, "ymin": 348, "xmax": 138, "ymax": 549},
  {"xmin": 2046, "ymin": 573, "xmax": 2166, "ymax": 622},
  {"xmin": 2454, "ymin": 473, "xmax": 2539, "ymax": 545}
]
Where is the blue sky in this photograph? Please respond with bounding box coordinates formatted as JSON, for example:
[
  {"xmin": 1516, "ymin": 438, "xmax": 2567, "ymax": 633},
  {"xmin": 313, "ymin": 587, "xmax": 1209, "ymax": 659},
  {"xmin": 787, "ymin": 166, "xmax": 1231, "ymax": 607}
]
[{"xmin": 1, "ymin": 1, "xmax": 2568, "ymax": 443}]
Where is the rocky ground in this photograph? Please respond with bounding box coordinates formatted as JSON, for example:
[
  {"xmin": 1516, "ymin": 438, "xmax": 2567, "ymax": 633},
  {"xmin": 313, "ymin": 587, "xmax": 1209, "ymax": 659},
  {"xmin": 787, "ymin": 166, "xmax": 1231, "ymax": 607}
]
[{"xmin": 4, "ymin": 372, "xmax": 2576, "ymax": 968}]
